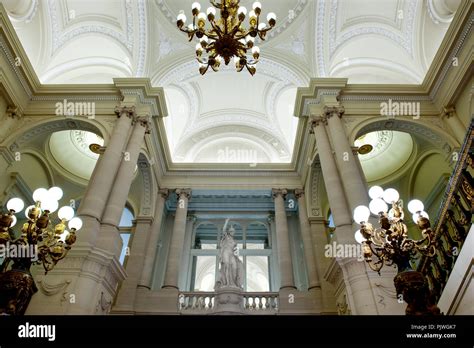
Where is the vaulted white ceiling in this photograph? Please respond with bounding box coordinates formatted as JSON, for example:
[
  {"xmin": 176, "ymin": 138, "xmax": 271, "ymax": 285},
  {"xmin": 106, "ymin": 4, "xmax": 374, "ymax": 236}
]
[{"xmin": 3, "ymin": 0, "xmax": 461, "ymax": 163}]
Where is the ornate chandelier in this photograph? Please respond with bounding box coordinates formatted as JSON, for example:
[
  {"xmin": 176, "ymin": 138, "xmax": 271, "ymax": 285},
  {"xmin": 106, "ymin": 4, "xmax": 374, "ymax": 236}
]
[
  {"xmin": 0, "ymin": 187, "xmax": 82, "ymax": 315},
  {"xmin": 176, "ymin": 1, "xmax": 276, "ymax": 75},
  {"xmin": 353, "ymin": 186, "xmax": 440, "ymax": 315}
]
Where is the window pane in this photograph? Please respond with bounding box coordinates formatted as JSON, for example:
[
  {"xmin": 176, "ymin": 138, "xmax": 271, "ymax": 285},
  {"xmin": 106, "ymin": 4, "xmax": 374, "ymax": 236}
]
[
  {"xmin": 119, "ymin": 208, "xmax": 134, "ymax": 227},
  {"xmin": 201, "ymin": 243, "xmax": 217, "ymax": 250},
  {"xmin": 246, "ymin": 256, "xmax": 269, "ymax": 292},
  {"xmin": 193, "ymin": 256, "xmax": 216, "ymax": 291},
  {"xmin": 119, "ymin": 233, "xmax": 130, "ymax": 265},
  {"xmin": 247, "ymin": 222, "xmax": 269, "ymax": 248},
  {"xmin": 194, "ymin": 223, "xmax": 218, "ymax": 249},
  {"xmin": 246, "ymin": 243, "xmax": 265, "ymax": 250}
]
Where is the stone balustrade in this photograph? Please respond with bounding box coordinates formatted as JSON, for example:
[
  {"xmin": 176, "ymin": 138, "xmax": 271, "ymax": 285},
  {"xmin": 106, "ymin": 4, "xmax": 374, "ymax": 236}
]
[
  {"xmin": 243, "ymin": 292, "xmax": 279, "ymax": 312},
  {"xmin": 178, "ymin": 292, "xmax": 215, "ymax": 313},
  {"xmin": 178, "ymin": 291, "xmax": 279, "ymax": 314}
]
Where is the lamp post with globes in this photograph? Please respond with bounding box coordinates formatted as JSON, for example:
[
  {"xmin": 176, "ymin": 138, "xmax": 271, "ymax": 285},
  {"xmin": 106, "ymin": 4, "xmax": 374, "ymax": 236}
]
[
  {"xmin": 353, "ymin": 186, "xmax": 441, "ymax": 315},
  {"xmin": 0, "ymin": 187, "xmax": 82, "ymax": 315}
]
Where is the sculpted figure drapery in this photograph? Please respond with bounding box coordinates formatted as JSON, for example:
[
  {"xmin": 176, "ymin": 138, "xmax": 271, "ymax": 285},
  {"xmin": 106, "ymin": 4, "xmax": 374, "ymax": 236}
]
[{"xmin": 215, "ymin": 219, "xmax": 244, "ymax": 289}]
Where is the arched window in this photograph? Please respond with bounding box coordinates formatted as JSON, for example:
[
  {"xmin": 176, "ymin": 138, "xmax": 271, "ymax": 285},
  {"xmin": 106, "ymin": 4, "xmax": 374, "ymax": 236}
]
[{"xmin": 118, "ymin": 207, "xmax": 134, "ymax": 265}]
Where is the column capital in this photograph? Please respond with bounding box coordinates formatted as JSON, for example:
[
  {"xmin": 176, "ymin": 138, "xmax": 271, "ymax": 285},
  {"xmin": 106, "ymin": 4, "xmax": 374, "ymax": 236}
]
[
  {"xmin": 6, "ymin": 105, "xmax": 22, "ymax": 119},
  {"xmin": 114, "ymin": 105, "xmax": 136, "ymax": 119},
  {"xmin": 294, "ymin": 189, "xmax": 305, "ymax": 199},
  {"xmin": 309, "ymin": 116, "xmax": 327, "ymax": 134},
  {"xmin": 176, "ymin": 188, "xmax": 192, "ymax": 200},
  {"xmin": 133, "ymin": 116, "xmax": 151, "ymax": 134},
  {"xmin": 272, "ymin": 188, "xmax": 287, "ymax": 199},
  {"xmin": 324, "ymin": 105, "xmax": 345, "ymax": 119},
  {"xmin": 158, "ymin": 188, "xmax": 169, "ymax": 199}
]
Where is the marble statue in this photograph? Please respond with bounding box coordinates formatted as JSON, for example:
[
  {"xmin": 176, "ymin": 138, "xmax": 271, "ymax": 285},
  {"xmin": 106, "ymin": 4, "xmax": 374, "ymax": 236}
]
[{"xmin": 215, "ymin": 219, "xmax": 244, "ymax": 289}]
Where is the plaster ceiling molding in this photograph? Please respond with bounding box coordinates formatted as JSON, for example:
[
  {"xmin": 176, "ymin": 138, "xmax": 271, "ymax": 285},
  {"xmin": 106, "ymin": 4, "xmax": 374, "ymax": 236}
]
[
  {"xmin": 275, "ymin": 19, "xmax": 308, "ymax": 60},
  {"xmin": 135, "ymin": 0, "xmax": 147, "ymax": 77},
  {"xmin": 155, "ymin": 23, "xmax": 188, "ymax": 62},
  {"xmin": 301, "ymin": 88, "xmax": 340, "ymax": 117},
  {"xmin": 353, "ymin": 119, "xmax": 455, "ymax": 156},
  {"xmin": 47, "ymin": 0, "xmax": 132, "ymax": 53},
  {"xmin": 40, "ymin": 56, "xmax": 133, "ymax": 83},
  {"xmin": 0, "ymin": 35, "xmax": 33, "ymax": 98},
  {"xmin": 3, "ymin": 0, "xmax": 39, "ymax": 23},
  {"xmin": 157, "ymin": 59, "xmax": 302, "ymax": 162},
  {"xmin": 192, "ymin": 109, "xmax": 275, "ymax": 134},
  {"xmin": 45, "ymin": 0, "xmax": 147, "ymax": 79},
  {"xmin": 273, "ymin": 86, "xmax": 299, "ymax": 149},
  {"xmin": 154, "ymin": 0, "xmax": 309, "ymax": 44},
  {"xmin": 426, "ymin": 0, "xmax": 461, "ymax": 24},
  {"xmin": 162, "ymin": 85, "xmax": 192, "ymax": 152},
  {"xmin": 9, "ymin": 118, "xmax": 102, "ymax": 152},
  {"xmin": 191, "ymin": 136, "xmax": 274, "ymax": 163},
  {"xmin": 428, "ymin": 11, "xmax": 473, "ymax": 100},
  {"xmin": 183, "ymin": 109, "xmax": 293, "ymax": 157},
  {"xmin": 329, "ymin": 0, "xmax": 417, "ymax": 58},
  {"xmin": 174, "ymin": 125, "xmax": 290, "ymax": 163},
  {"xmin": 314, "ymin": 0, "xmax": 328, "ymax": 77},
  {"xmin": 329, "ymin": 57, "xmax": 423, "ymax": 84}
]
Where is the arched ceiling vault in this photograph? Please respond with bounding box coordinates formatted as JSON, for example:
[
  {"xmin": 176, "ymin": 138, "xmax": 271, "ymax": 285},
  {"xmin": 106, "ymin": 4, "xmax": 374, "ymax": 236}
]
[{"xmin": 4, "ymin": 0, "xmax": 461, "ymax": 164}]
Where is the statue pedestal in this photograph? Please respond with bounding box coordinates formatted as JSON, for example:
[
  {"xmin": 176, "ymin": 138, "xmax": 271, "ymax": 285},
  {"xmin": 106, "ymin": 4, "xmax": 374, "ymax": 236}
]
[{"xmin": 213, "ymin": 287, "xmax": 244, "ymax": 315}]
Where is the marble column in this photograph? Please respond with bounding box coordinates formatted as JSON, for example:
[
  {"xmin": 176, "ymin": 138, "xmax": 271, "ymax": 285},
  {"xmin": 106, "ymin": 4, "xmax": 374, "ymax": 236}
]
[
  {"xmin": 138, "ymin": 189, "xmax": 169, "ymax": 289},
  {"xmin": 78, "ymin": 106, "xmax": 134, "ymax": 244},
  {"xmin": 98, "ymin": 116, "xmax": 150, "ymax": 257},
  {"xmin": 309, "ymin": 217, "xmax": 337, "ymax": 313},
  {"xmin": 295, "ymin": 189, "xmax": 321, "ymax": 291},
  {"xmin": 179, "ymin": 215, "xmax": 196, "ymax": 289},
  {"xmin": 162, "ymin": 189, "xmax": 191, "ymax": 290},
  {"xmin": 113, "ymin": 216, "xmax": 153, "ymax": 312},
  {"xmin": 79, "ymin": 106, "xmax": 134, "ymax": 220},
  {"xmin": 309, "ymin": 116, "xmax": 378, "ymax": 314},
  {"xmin": 267, "ymin": 215, "xmax": 280, "ymax": 290},
  {"xmin": 309, "ymin": 117, "xmax": 352, "ymax": 229},
  {"xmin": 325, "ymin": 106, "xmax": 369, "ymax": 211},
  {"xmin": 272, "ymin": 189, "xmax": 295, "ymax": 290}
]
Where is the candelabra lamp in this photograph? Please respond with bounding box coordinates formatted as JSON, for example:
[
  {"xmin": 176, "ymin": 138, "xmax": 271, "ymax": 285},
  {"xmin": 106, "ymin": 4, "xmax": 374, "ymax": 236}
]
[
  {"xmin": 353, "ymin": 186, "xmax": 441, "ymax": 315},
  {"xmin": 0, "ymin": 187, "xmax": 82, "ymax": 315}
]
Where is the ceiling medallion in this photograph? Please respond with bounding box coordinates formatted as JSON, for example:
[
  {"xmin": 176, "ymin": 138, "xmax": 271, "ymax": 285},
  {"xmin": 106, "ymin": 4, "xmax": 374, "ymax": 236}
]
[{"xmin": 176, "ymin": 1, "xmax": 276, "ymax": 76}]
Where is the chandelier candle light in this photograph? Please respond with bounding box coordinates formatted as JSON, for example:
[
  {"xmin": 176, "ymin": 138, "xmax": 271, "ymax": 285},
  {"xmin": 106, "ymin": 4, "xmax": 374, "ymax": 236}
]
[
  {"xmin": 177, "ymin": 1, "xmax": 276, "ymax": 75},
  {"xmin": 0, "ymin": 187, "xmax": 82, "ymax": 315},
  {"xmin": 353, "ymin": 186, "xmax": 440, "ymax": 315}
]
